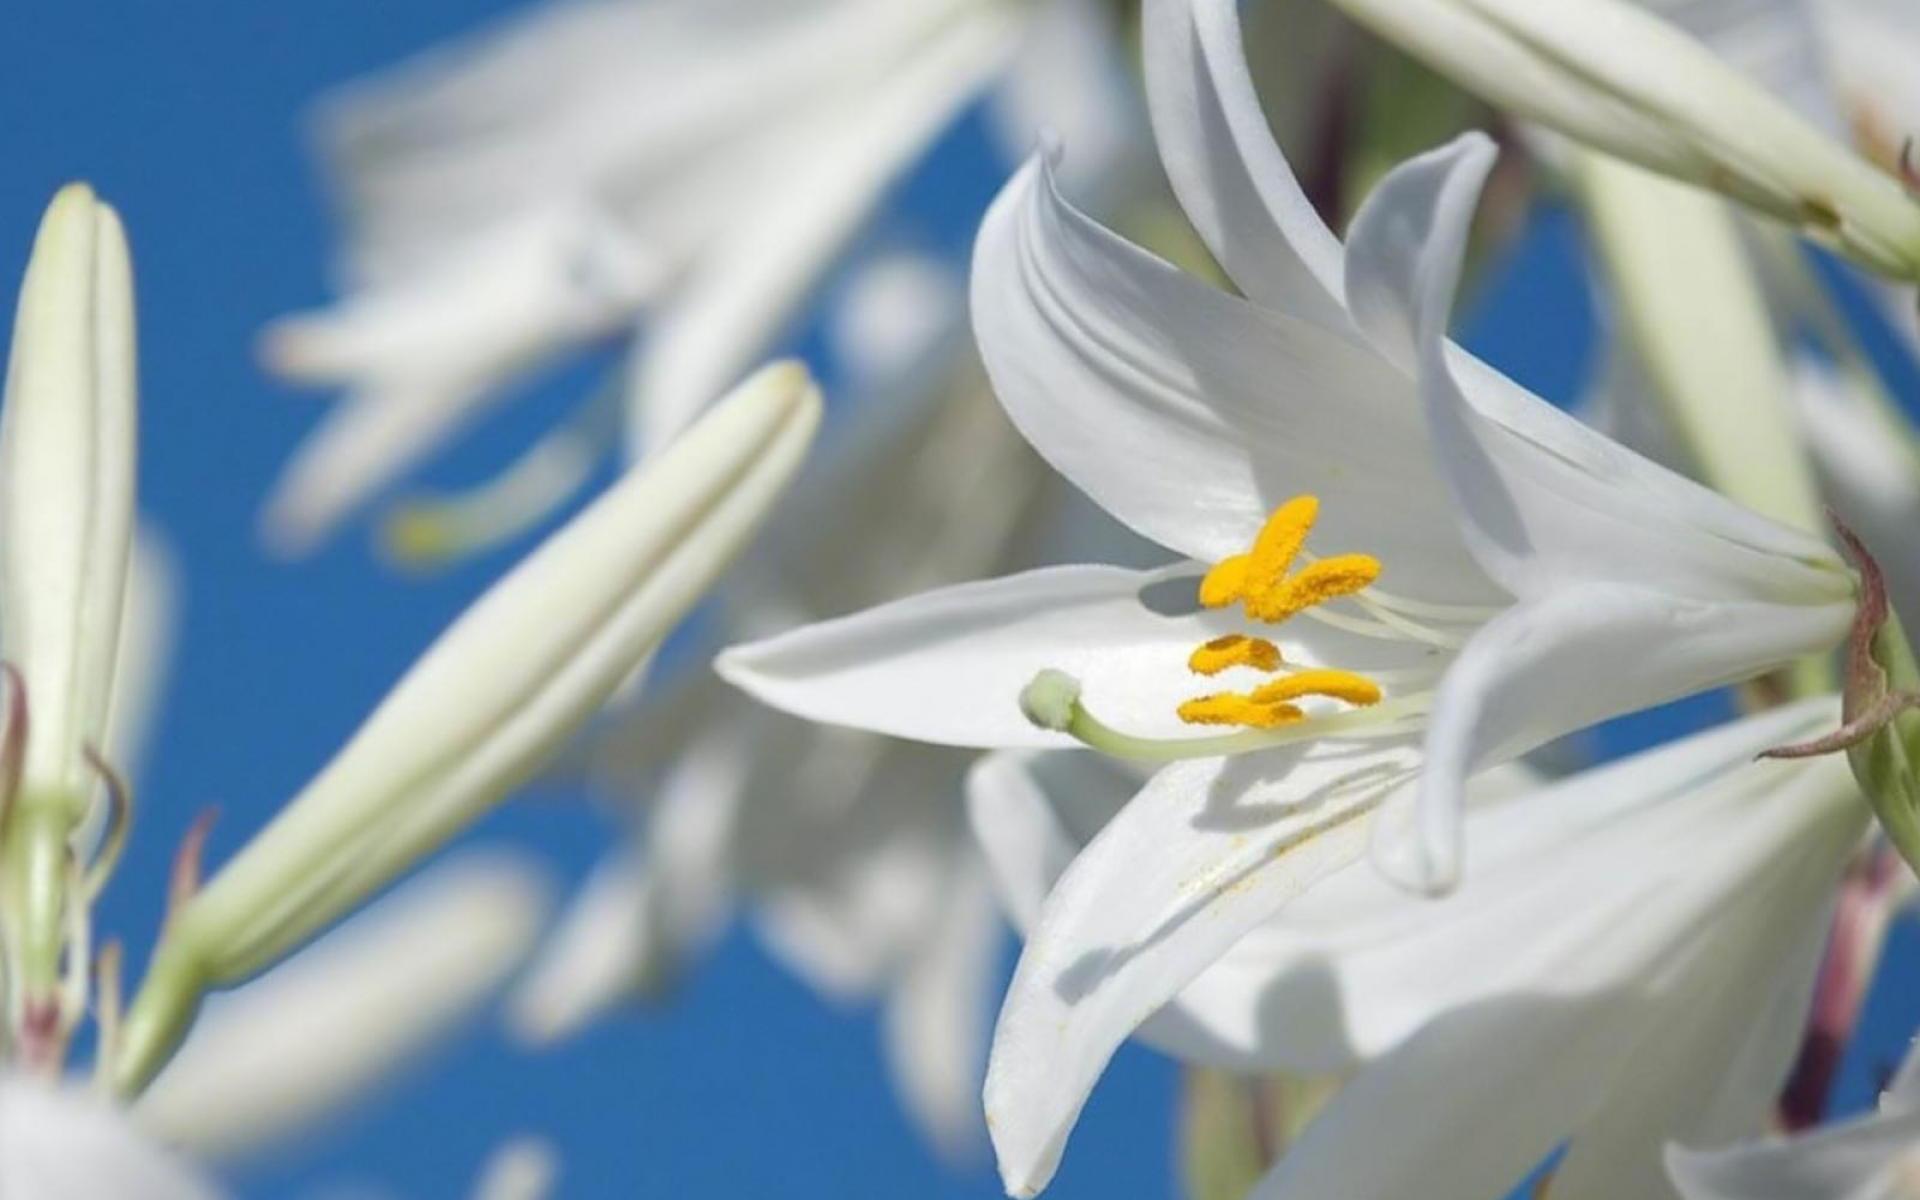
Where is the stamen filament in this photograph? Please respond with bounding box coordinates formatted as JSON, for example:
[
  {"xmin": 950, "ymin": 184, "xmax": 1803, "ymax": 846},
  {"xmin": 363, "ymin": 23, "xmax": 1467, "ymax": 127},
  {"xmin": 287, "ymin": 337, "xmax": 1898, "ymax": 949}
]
[{"xmin": 1021, "ymin": 670, "xmax": 1432, "ymax": 763}]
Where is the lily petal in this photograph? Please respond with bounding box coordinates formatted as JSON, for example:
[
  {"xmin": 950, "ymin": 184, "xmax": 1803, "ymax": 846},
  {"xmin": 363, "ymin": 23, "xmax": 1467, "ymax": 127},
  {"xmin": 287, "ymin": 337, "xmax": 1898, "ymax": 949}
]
[
  {"xmin": 970, "ymin": 155, "xmax": 1495, "ymax": 599},
  {"xmin": 881, "ymin": 852, "xmax": 999, "ymax": 1162},
  {"xmin": 983, "ymin": 737, "xmax": 1423, "ymax": 1197},
  {"xmin": 1667, "ymin": 1106, "xmax": 1920, "ymax": 1199},
  {"xmin": 628, "ymin": 3, "xmax": 1025, "ymax": 456},
  {"xmin": 719, "ymin": 563, "xmax": 1434, "ymax": 750},
  {"xmin": 1253, "ymin": 736, "xmax": 1863, "ymax": 1200},
  {"xmin": 1343, "ymin": 132, "xmax": 1848, "ymax": 606},
  {"xmin": 1140, "ymin": 0, "xmax": 1347, "ymax": 324},
  {"xmin": 1378, "ymin": 580, "xmax": 1851, "ymax": 892}
]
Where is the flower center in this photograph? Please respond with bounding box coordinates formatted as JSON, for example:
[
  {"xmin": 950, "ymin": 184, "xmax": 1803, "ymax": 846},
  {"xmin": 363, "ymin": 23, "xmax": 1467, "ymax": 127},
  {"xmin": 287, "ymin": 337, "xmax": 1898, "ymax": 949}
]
[{"xmin": 1177, "ymin": 496, "xmax": 1385, "ymax": 730}]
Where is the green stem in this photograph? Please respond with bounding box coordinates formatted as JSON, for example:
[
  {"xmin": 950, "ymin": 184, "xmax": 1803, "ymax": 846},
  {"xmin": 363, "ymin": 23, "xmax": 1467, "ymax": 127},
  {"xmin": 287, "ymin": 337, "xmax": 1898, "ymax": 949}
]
[{"xmin": 2, "ymin": 795, "xmax": 78, "ymax": 1005}]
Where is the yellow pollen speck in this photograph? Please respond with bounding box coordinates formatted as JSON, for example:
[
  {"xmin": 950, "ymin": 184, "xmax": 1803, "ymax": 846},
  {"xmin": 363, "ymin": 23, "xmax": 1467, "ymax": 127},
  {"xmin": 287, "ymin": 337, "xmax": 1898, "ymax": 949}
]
[
  {"xmin": 1176, "ymin": 694, "xmax": 1306, "ymax": 729},
  {"xmin": 1198, "ymin": 555, "xmax": 1250, "ymax": 608},
  {"xmin": 1188, "ymin": 634, "xmax": 1281, "ymax": 676}
]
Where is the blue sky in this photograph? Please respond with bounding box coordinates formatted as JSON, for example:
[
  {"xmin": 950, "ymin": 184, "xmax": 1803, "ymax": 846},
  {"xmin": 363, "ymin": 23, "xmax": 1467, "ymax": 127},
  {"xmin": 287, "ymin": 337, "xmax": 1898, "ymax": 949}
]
[{"xmin": 6, "ymin": 4, "xmax": 1912, "ymax": 1198}]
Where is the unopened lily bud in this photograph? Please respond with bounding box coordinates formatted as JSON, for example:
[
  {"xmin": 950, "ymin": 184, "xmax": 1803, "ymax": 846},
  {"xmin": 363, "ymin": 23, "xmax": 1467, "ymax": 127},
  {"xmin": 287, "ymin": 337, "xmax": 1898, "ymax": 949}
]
[
  {"xmin": 0, "ymin": 183, "xmax": 137, "ymax": 1012},
  {"xmin": 112, "ymin": 362, "xmax": 821, "ymax": 1094},
  {"xmin": 1328, "ymin": 0, "xmax": 1920, "ymax": 281}
]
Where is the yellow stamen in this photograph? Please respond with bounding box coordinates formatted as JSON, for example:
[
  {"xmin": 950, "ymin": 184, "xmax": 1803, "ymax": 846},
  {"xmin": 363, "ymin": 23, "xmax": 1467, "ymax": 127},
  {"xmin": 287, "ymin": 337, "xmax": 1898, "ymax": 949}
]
[
  {"xmin": 1244, "ymin": 495, "xmax": 1319, "ymax": 600},
  {"xmin": 1199, "ymin": 555, "xmax": 1251, "ymax": 609},
  {"xmin": 1188, "ymin": 634, "xmax": 1282, "ymax": 676},
  {"xmin": 1246, "ymin": 554, "xmax": 1383, "ymax": 623},
  {"xmin": 1176, "ymin": 495, "xmax": 1389, "ymax": 731},
  {"xmin": 1176, "ymin": 695, "xmax": 1306, "ymax": 729},
  {"xmin": 1249, "ymin": 668, "xmax": 1383, "ymax": 708}
]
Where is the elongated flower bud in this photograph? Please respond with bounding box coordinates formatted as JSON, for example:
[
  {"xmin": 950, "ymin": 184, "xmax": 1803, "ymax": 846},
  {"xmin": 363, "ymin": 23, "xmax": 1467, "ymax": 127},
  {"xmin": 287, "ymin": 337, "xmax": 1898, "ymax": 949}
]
[
  {"xmin": 112, "ymin": 361, "xmax": 821, "ymax": 1094},
  {"xmin": 0, "ymin": 184, "xmax": 137, "ymax": 1020},
  {"xmin": 0, "ymin": 184, "xmax": 136, "ymax": 804},
  {"xmin": 1328, "ymin": 0, "xmax": 1920, "ymax": 281}
]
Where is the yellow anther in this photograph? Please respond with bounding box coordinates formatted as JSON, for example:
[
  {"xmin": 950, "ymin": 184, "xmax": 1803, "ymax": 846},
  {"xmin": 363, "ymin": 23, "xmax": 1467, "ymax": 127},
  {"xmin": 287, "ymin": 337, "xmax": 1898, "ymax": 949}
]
[
  {"xmin": 1176, "ymin": 668, "xmax": 1383, "ymax": 731},
  {"xmin": 1249, "ymin": 668, "xmax": 1382, "ymax": 708},
  {"xmin": 1179, "ymin": 497, "xmax": 1386, "ymax": 731},
  {"xmin": 1244, "ymin": 495, "xmax": 1319, "ymax": 599},
  {"xmin": 1198, "ymin": 555, "xmax": 1251, "ymax": 609},
  {"xmin": 1188, "ymin": 634, "xmax": 1282, "ymax": 676},
  {"xmin": 1245, "ymin": 554, "xmax": 1383, "ymax": 623},
  {"xmin": 1176, "ymin": 694, "xmax": 1306, "ymax": 729}
]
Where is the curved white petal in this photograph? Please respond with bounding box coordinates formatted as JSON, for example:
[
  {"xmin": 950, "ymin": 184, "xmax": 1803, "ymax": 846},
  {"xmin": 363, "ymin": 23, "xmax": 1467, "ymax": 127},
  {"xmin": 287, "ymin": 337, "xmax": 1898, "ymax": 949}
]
[
  {"xmin": 983, "ymin": 736, "xmax": 1423, "ymax": 1197},
  {"xmin": 1378, "ymin": 581, "xmax": 1851, "ymax": 892},
  {"xmin": 507, "ymin": 845, "xmax": 657, "ymax": 1045},
  {"xmin": 1548, "ymin": 898, "xmax": 1831, "ymax": 1200},
  {"xmin": 137, "ymin": 851, "xmax": 549, "ymax": 1160},
  {"xmin": 974, "ymin": 701, "xmax": 1862, "ymax": 1194},
  {"xmin": 1254, "ymin": 745, "xmax": 1864, "ymax": 1200},
  {"xmin": 970, "ymin": 156, "xmax": 1496, "ymax": 599},
  {"xmin": 0, "ymin": 1077, "xmax": 219, "ymax": 1199},
  {"xmin": 719, "ymin": 563, "xmax": 1435, "ymax": 749},
  {"xmin": 1343, "ymin": 132, "xmax": 1849, "ymax": 607},
  {"xmin": 626, "ymin": 5, "xmax": 1022, "ymax": 457},
  {"xmin": 1141, "ymin": 0, "xmax": 1347, "ymax": 324},
  {"xmin": 1667, "ymin": 1109, "xmax": 1920, "ymax": 1199},
  {"xmin": 881, "ymin": 852, "xmax": 999, "ymax": 1162}
]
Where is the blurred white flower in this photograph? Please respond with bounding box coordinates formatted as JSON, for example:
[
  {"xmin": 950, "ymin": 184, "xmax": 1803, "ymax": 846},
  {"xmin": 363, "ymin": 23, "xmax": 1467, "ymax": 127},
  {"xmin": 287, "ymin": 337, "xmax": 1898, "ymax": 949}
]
[
  {"xmin": 972, "ymin": 699, "xmax": 1866, "ymax": 1199},
  {"xmin": 136, "ymin": 851, "xmax": 551, "ymax": 1162},
  {"xmin": 1668, "ymin": 1035, "xmax": 1920, "ymax": 1199},
  {"xmin": 470, "ymin": 1136, "xmax": 561, "ymax": 1200},
  {"xmin": 258, "ymin": 0, "xmax": 1137, "ymax": 557},
  {"xmin": 0, "ymin": 1075, "xmax": 220, "ymax": 1199}
]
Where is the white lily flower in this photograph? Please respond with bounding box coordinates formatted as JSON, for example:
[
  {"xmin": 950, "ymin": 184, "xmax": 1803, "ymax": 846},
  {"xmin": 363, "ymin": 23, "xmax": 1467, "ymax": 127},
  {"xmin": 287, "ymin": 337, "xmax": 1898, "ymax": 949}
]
[
  {"xmin": 723, "ymin": 0, "xmax": 1854, "ymax": 890},
  {"xmin": 0, "ymin": 1074, "xmax": 220, "ymax": 1199},
  {"xmin": 512, "ymin": 248, "xmax": 1079, "ymax": 1158},
  {"xmin": 260, "ymin": 0, "xmax": 1136, "ymax": 555},
  {"xmin": 972, "ymin": 698, "xmax": 1867, "ymax": 1198},
  {"xmin": 112, "ymin": 362, "xmax": 820, "ymax": 1094},
  {"xmin": 135, "ymin": 851, "xmax": 550, "ymax": 1162},
  {"xmin": 1324, "ymin": 0, "xmax": 1920, "ymax": 281},
  {"xmin": 1668, "ymin": 1036, "xmax": 1920, "ymax": 1200},
  {"xmin": 0, "ymin": 182, "xmax": 138, "ymax": 1031}
]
